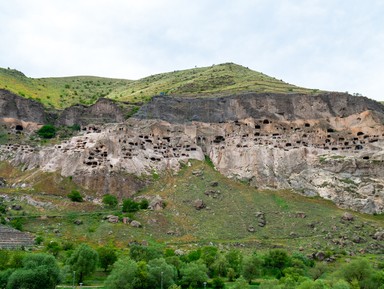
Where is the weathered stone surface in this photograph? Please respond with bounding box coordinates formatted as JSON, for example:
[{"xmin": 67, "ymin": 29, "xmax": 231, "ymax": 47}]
[
  {"xmin": 373, "ymin": 230, "xmax": 384, "ymax": 241},
  {"xmin": 248, "ymin": 225, "xmax": 255, "ymax": 232},
  {"xmin": 11, "ymin": 204, "xmax": 22, "ymax": 211},
  {"xmin": 149, "ymin": 195, "xmax": 164, "ymax": 210},
  {"xmin": 341, "ymin": 212, "xmax": 354, "ymax": 221},
  {"xmin": 106, "ymin": 215, "xmax": 119, "ymax": 223},
  {"xmin": 74, "ymin": 219, "xmax": 83, "ymax": 225},
  {"xmin": 135, "ymin": 92, "xmax": 384, "ymax": 123},
  {"xmin": 0, "ymin": 177, "xmax": 6, "ymax": 188},
  {"xmin": 194, "ymin": 199, "xmax": 206, "ymax": 210},
  {"xmin": 130, "ymin": 220, "xmax": 142, "ymax": 228},
  {"xmin": 1, "ymin": 92, "xmax": 384, "ymax": 214}
]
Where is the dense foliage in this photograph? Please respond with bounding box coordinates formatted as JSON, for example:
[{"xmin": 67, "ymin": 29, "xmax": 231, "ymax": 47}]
[
  {"xmin": 0, "ymin": 244, "xmax": 383, "ymax": 289},
  {"xmin": 36, "ymin": 125, "xmax": 56, "ymax": 139}
]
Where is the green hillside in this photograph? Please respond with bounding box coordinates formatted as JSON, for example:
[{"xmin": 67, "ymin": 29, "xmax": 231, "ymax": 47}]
[
  {"xmin": 1, "ymin": 159, "xmax": 382, "ymax": 255},
  {"xmin": 0, "ymin": 63, "xmax": 320, "ymax": 109},
  {"xmin": 0, "ymin": 67, "xmax": 131, "ymax": 109}
]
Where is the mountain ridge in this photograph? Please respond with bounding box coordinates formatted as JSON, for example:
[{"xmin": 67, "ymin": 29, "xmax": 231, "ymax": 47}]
[{"xmin": 1, "ymin": 63, "xmax": 323, "ymax": 109}]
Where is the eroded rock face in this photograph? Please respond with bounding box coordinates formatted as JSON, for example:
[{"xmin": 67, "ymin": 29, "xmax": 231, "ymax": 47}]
[
  {"xmin": 0, "ymin": 89, "xmax": 135, "ymax": 129},
  {"xmin": 1, "ymin": 92, "xmax": 384, "ymax": 213}
]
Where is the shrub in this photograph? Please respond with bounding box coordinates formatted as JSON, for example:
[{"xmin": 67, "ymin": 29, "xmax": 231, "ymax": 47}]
[
  {"xmin": 102, "ymin": 194, "xmax": 118, "ymax": 208},
  {"xmin": 37, "ymin": 125, "xmax": 56, "ymax": 139},
  {"xmin": 211, "ymin": 277, "xmax": 225, "ymax": 289},
  {"xmin": 122, "ymin": 198, "xmax": 139, "ymax": 213},
  {"xmin": 139, "ymin": 199, "xmax": 149, "ymax": 210},
  {"xmin": 68, "ymin": 190, "xmax": 83, "ymax": 202}
]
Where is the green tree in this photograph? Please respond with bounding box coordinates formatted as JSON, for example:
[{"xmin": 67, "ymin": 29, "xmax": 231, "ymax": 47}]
[
  {"xmin": 200, "ymin": 246, "xmax": 219, "ymax": 274},
  {"xmin": 211, "ymin": 277, "xmax": 225, "ymax": 289},
  {"xmin": 129, "ymin": 244, "xmax": 162, "ymax": 262},
  {"xmin": 37, "ymin": 125, "xmax": 56, "ymax": 139},
  {"xmin": 211, "ymin": 254, "xmax": 229, "ymax": 277},
  {"xmin": 133, "ymin": 261, "xmax": 150, "ymax": 289},
  {"xmin": 225, "ymin": 249, "xmax": 243, "ymax": 277},
  {"xmin": 263, "ymin": 249, "xmax": 292, "ymax": 278},
  {"xmin": 332, "ymin": 280, "xmax": 351, "ymax": 289},
  {"xmin": 148, "ymin": 258, "xmax": 177, "ymax": 289},
  {"xmin": 242, "ymin": 253, "xmax": 262, "ymax": 283},
  {"xmin": 0, "ymin": 250, "xmax": 10, "ymax": 270},
  {"xmin": 0, "ymin": 269, "xmax": 13, "ymax": 289},
  {"xmin": 45, "ymin": 241, "xmax": 61, "ymax": 257},
  {"xmin": 232, "ymin": 276, "xmax": 249, "ymax": 289},
  {"xmin": 98, "ymin": 247, "xmax": 117, "ymax": 272},
  {"xmin": 340, "ymin": 258, "xmax": 382, "ymax": 289},
  {"xmin": 122, "ymin": 198, "xmax": 139, "ymax": 213},
  {"xmin": 104, "ymin": 257, "xmax": 137, "ymax": 289},
  {"xmin": 67, "ymin": 244, "xmax": 98, "ymax": 283},
  {"xmin": 67, "ymin": 190, "xmax": 83, "ymax": 202},
  {"xmin": 167, "ymin": 285, "xmax": 181, "ymax": 289},
  {"xmin": 102, "ymin": 194, "xmax": 118, "ymax": 208},
  {"xmin": 180, "ymin": 261, "xmax": 208, "ymax": 288},
  {"xmin": 6, "ymin": 253, "xmax": 61, "ymax": 289}
]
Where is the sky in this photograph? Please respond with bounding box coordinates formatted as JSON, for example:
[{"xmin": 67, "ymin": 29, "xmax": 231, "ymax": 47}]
[{"xmin": 0, "ymin": 0, "xmax": 383, "ymax": 101}]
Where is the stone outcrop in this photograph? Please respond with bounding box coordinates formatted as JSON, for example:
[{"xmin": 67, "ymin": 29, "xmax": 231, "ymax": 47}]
[
  {"xmin": 0, "ymin": 89, "xmax": 135, "ymax": 130},
  {"xmin": 56, "ymin": 98, "xmax": 134, "ymax": 126},
  {"xmin": 135, "ymin": 92, "xmax": 384, "ymax": 123},
  {"xmin": 1, "ymin": 92, "xmax": 384, "ymax": 213}
]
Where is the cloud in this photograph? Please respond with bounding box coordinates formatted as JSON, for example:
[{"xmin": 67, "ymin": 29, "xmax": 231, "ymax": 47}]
[{"xmin": 0, "ymin": 0, "xmax": 383, "ymax": 101}]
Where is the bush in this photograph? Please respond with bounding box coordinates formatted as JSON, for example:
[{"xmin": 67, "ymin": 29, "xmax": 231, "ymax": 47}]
[
  {"xmin": 122, "ymin": 199, "xmax": 139, "ymax": 213},
  {"xmin": 10, "ymin": 218, "xmax": 24, "ymax": 231},
  {"xmin": 102, "ymin": 194, "xmax": 118, "ymax": 208},
  {"xmin": 211, "ymin": 277, "xmax": 225, "ymax": 289},
  {"xmin": 68, "ymin": 190, "xmax": 83, "ymax": 202},
  {"xmin": 37, "ymin": 125, "xmax": 56, "ymax": 139},
  {"xmin": 139, "ymin": 199, "xmax": 149, "ymax": 210}
]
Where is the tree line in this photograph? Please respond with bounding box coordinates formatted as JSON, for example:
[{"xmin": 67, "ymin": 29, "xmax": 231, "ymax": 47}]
[{"xmin": 0, "ymin": 243, "xmax": 383, "ymax": 289}]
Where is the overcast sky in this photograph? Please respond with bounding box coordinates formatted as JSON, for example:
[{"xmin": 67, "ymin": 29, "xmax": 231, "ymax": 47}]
[{"xmin": 1, "ymin": 0, "xmax": 383, "ymax": 101}]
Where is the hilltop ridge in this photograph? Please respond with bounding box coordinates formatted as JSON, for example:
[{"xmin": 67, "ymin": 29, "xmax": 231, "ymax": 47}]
[{"xmin": 0, "ymin": 63, "xmax": 320, "ymax": 109}]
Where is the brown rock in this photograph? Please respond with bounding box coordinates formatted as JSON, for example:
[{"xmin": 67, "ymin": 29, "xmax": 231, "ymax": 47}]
[
  {"xmin": 194, "ymin": 199, "xmax": 206, "ymax": 210},
  {"xmin": 130, "ymin": 220, "xmax": 142, "ymax": 228},
  {"xmin": 341, "ymin": 212, "xmax": 354, "ymax": 221}
]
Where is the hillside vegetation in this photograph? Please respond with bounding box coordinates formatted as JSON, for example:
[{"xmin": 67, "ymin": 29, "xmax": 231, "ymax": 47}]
[
  {"xmin": 0, "ymin": 63, "xmax": 319, "ymax": 109},
  {"xmin": 1, "ymin": 159, "xmax": 382, "ymax": 255}
]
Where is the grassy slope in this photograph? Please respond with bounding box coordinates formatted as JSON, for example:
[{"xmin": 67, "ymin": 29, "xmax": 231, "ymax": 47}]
[
  {"xmin": 0, "ymin": 63, "xmax": 319, "ymax": 109},
  {"xmin": 0, "ymin": 67, "xmax": 131, "ymax": 109},
  {"xmin": 1, "ymin": 160, "xmax": 382, "ymax": 254}
]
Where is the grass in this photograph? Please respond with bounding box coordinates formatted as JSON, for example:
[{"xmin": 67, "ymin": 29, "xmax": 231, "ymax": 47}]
[
  {"xmin": 0, "ymin": 158, "xmax": 383, "ymax": 255},
  {"xmin": 1, "ymin": 63, "xmax": 321, "ymax": 109}
]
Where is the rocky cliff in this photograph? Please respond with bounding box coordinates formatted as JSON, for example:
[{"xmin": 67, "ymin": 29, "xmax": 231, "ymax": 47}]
[
  {"xmin": 1, "ymin": 91, "xmax": 384, "ymax": 213},
  {"xmin": 0, "ymin": 89, "xmax": 135, "ymax": 130}
]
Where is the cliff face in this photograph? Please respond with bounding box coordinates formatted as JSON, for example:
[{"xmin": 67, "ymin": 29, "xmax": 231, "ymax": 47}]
[
  {"xmin": 0, "ymin": 89, "xmax": 55, "ymax": 126},
  {"xmin": 1, "ymin": 91, "xmax": 384, "ymax": 213},
  {"xmin": 135, "ymin": 92, "xmax": 384, "ymax": 123},
  {"xmin": 0, "ymin": 89, "xmax": 134, "ymax": 129}
]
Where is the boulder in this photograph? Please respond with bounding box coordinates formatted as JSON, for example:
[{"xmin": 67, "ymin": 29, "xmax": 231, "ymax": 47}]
[
  {"xmin": 341, "ymin": 212, "xmax": 354, "ymax": 221},
  {"xmin": 373, "ymin": 230, "xmax": 384, "ymax": 241},
  {"xmin": 149, "ymin": 195, "xmax": 164, "ymax": 210},
  {"xmin": 314, "ymin": 251, "xmax": 326, "ymax": 261},
  {"xmin": 247, "ymin": 225, "xmax": 255, "ymax": 232},
  {"xmin": 130, "ymin": 220, "xmax": 142, "ymax": 228},
  {"xmin": 11, "ymin": 204, "xmax": 22, "ymax": 211},
  {"xmin": 74, "ymin": 219, "xmax": 83, "ymax": 225},
  {"xmin": 194, "ymin": 199, "xmax": 206, "ymax": 210},
  {"xmin": 106, "ymin": 215, "xmax": 119, "ymax": 223},
  {"xmin": 295, "ymin": 212, "xmax": 307, "ymax": 218},
  {"xmin": 0, "ymin": 177, "xmax": 6, "ymax": 188}
]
